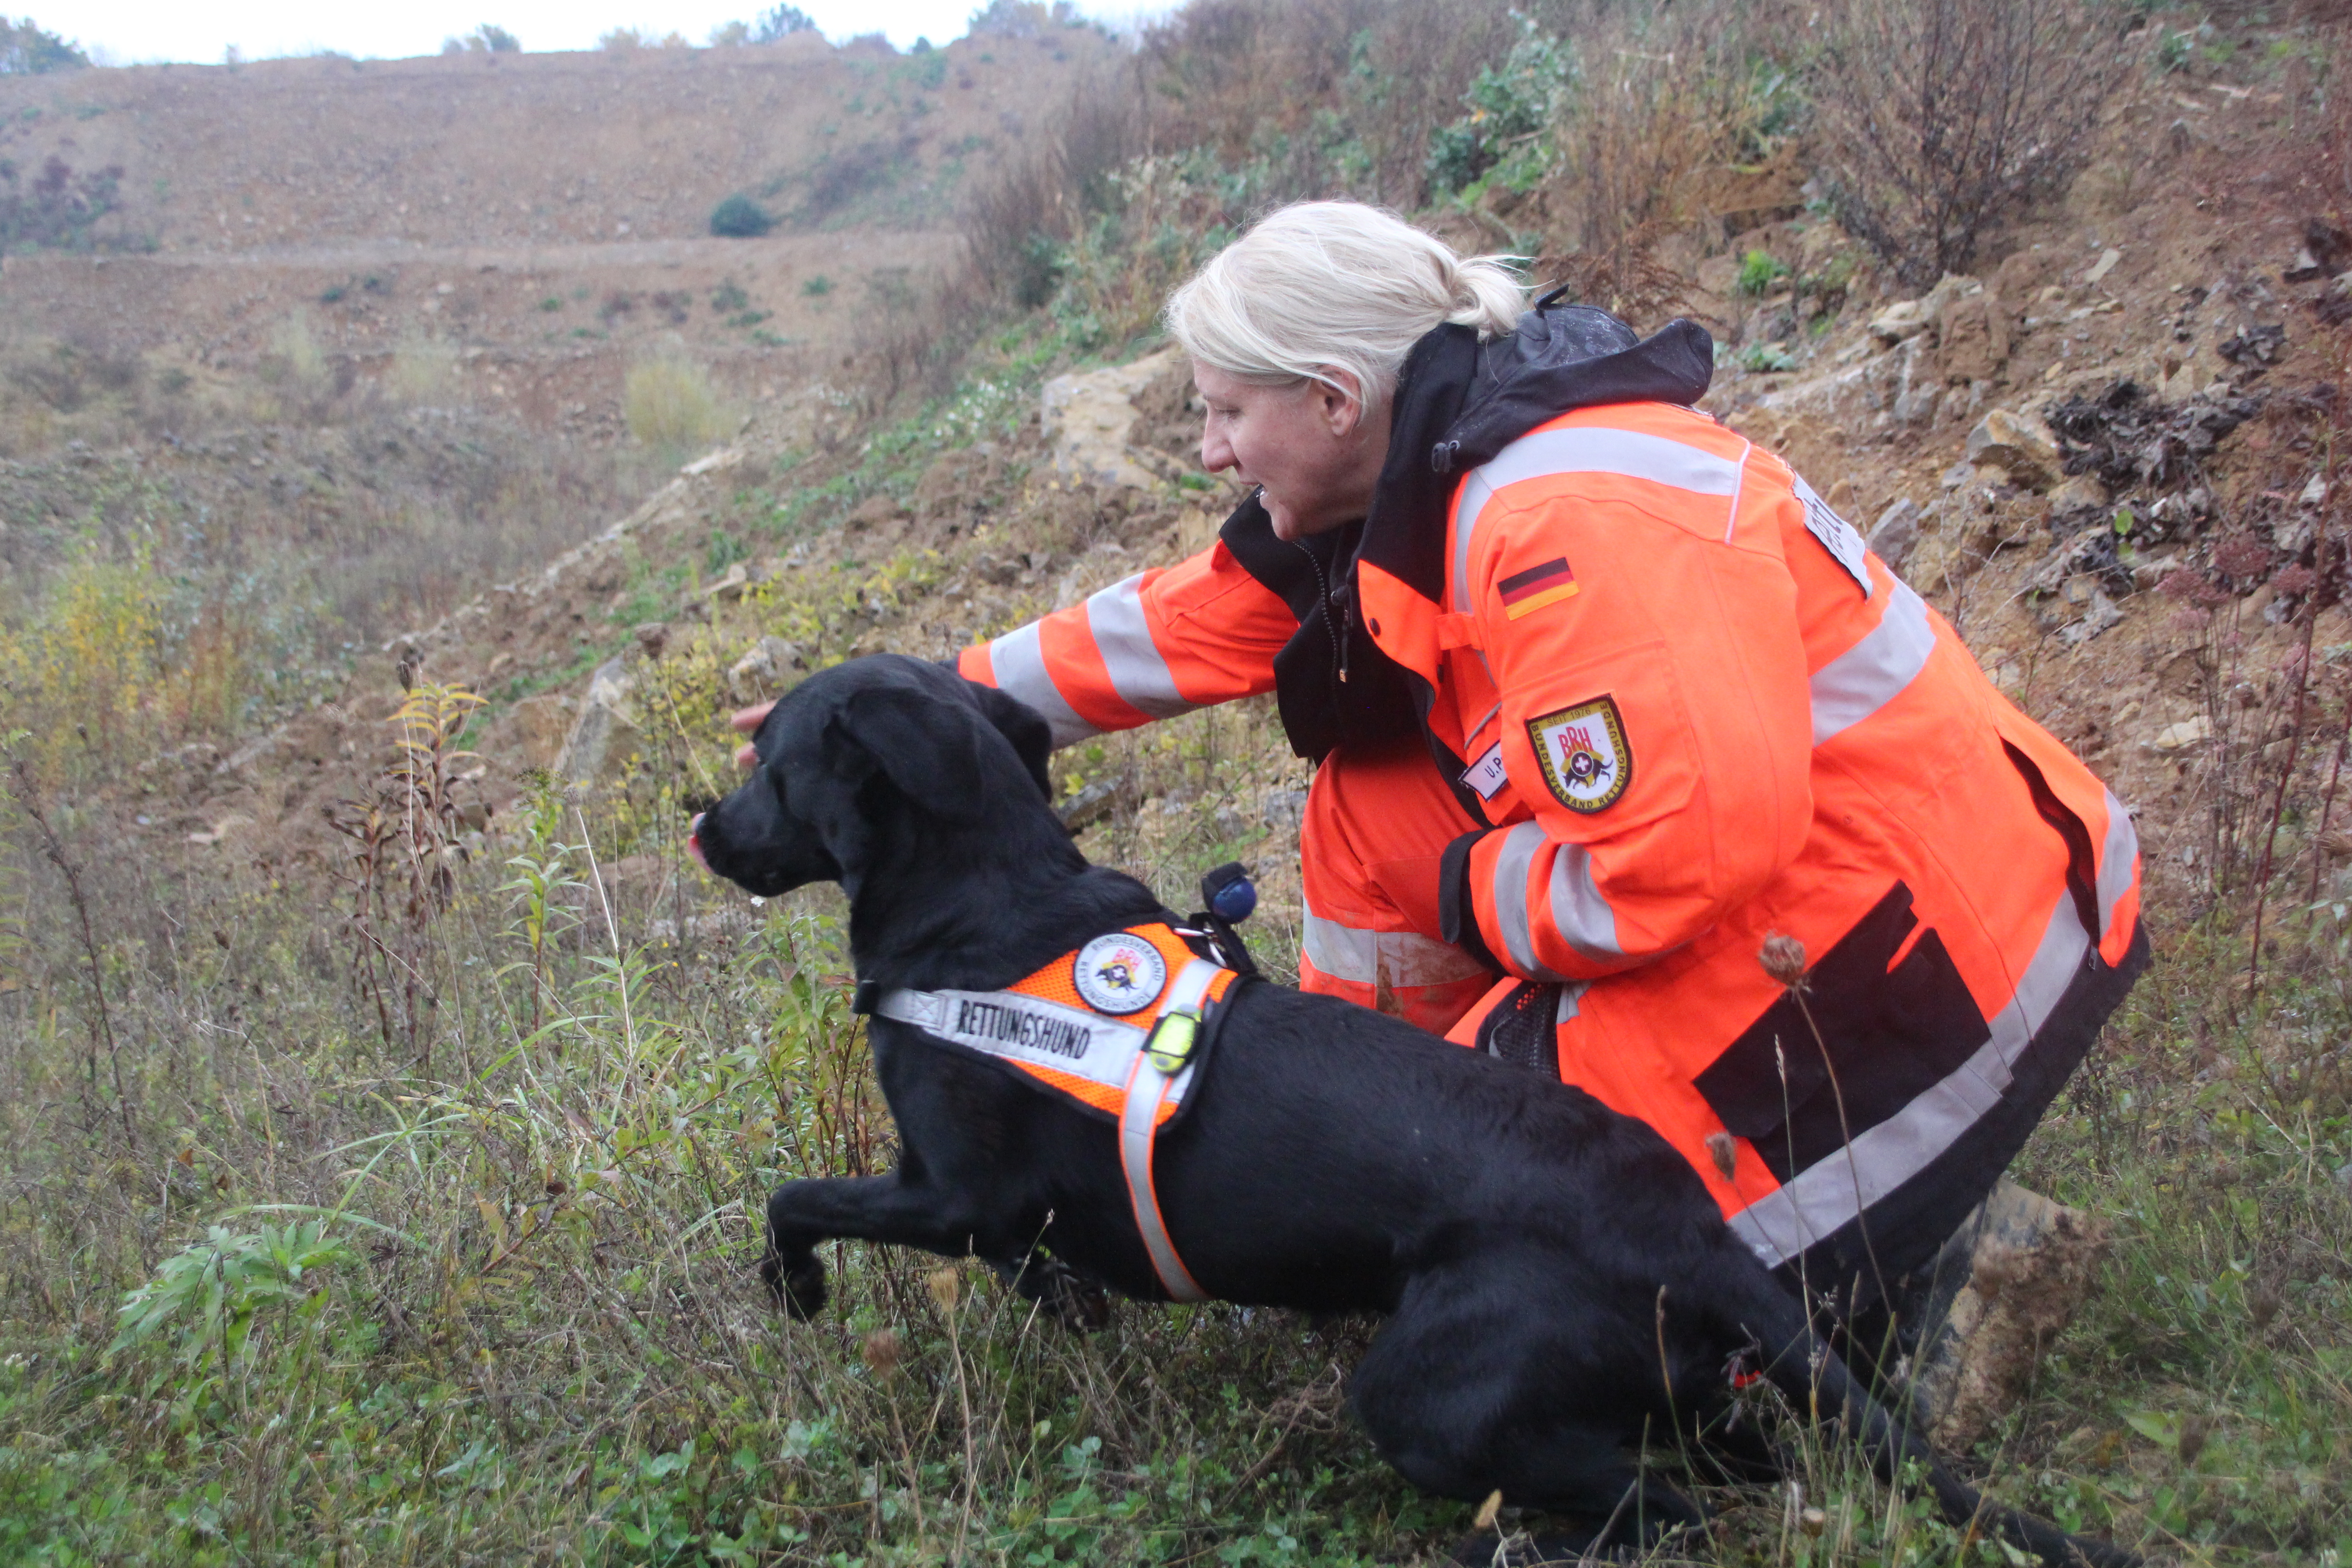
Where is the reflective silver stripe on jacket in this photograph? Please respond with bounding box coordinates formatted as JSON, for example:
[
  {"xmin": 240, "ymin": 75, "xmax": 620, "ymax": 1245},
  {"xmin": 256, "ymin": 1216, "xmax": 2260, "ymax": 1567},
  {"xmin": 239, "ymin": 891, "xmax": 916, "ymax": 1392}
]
[
  {"xmin": 1809, "ymin": 581, "xmax": 1937, "ymax": 745},
  {"xmin": 985, "ymin": 621, "xmax": 1098, "ymax": 748},
  {"xmin": 2097, "ymin": 788, "xmax": 2139, "ymax": 938},
  {"xmin": 1085, "ymin": 572, "xmax": 1201, "ymax": 721},
  {"xmin": 1119, "ymin": 959, "xmax": 1218, "ymax": 1303},
  {"xmin": 1727, "ymin": 889, "xmax": 2090, "ymax": 1269},
  {"xmin": 1451, "ymin": 426, "xmax": 1747, "ymax": 611},
  {"xmin": 1485, "ymin": 821, "xmax": 1656, "ymax": 980},
  {"xmin": 1300, "ymin": 911, "xmax": 1491, "ymax": 988}
]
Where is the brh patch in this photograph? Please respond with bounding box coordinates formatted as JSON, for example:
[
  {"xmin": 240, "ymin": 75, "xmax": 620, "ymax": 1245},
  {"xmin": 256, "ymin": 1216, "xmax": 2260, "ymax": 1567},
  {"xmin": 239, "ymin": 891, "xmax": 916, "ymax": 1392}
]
[
  {"xmin": 1073, "ymin": 931, "xmax": 1168, "ymax": 1015},
  {"xmin": 1528, "ymin": 696, "xmax": 1631, "ymax": 814}
]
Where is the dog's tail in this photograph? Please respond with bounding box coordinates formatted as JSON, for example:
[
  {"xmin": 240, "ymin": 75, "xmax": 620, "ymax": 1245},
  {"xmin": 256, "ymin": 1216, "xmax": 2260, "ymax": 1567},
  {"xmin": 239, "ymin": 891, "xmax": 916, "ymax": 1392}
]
[{"xmin": 1727, "ymin": 1274, "xmax": 2138, "ymax": 1568}]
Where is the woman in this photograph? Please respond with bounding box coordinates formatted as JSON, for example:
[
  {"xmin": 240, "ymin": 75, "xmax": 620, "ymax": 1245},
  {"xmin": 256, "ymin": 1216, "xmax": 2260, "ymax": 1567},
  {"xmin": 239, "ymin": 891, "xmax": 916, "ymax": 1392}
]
[{"xmin": 752, "ymin": 201, "xmax": 2146, "ymax": 1320}]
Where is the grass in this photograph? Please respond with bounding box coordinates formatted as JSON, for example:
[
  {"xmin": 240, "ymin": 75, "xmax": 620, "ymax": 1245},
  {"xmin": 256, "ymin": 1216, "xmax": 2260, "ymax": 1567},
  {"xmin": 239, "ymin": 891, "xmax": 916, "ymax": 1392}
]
[{"xmin": 1, "ymin": 496, "xmax": 2346, "ymax": 1561}]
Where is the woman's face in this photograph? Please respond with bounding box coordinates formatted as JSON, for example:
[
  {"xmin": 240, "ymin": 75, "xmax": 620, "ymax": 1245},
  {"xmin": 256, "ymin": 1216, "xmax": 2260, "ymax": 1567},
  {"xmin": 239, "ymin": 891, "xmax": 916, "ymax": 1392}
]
[{"xmin": 1195, "ymin": 363, "xmax": 1391, "ymax": 542}]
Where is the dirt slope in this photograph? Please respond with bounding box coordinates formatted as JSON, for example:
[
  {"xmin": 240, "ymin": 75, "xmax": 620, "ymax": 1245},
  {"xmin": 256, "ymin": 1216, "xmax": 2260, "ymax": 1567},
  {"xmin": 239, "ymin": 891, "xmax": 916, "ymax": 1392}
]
[{"xmin": 0, "ymin": 31, "xmax": 1112, "ymax": 429}]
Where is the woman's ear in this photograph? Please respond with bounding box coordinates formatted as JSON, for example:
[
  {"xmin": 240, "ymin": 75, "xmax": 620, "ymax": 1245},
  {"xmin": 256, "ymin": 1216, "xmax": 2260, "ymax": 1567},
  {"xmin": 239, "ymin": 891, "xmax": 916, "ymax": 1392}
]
[{"xmin": 1313, "ymin": 369, "xmax": 1365, "ymax": 437}]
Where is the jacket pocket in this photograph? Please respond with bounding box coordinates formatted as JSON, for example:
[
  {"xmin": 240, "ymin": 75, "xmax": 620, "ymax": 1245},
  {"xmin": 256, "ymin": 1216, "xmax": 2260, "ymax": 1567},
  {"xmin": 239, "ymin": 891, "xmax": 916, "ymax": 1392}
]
[{"xmin": 1693, "ymin": 882, "xmax": 1990, "ymax": 1182}]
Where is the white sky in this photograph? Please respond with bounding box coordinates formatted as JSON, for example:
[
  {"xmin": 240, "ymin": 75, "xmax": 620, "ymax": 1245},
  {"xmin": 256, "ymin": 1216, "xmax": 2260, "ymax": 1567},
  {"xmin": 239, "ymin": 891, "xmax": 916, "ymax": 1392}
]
[{"xmin": 47, "ymin": 0, "xmax": 1018, "ymax": 66}]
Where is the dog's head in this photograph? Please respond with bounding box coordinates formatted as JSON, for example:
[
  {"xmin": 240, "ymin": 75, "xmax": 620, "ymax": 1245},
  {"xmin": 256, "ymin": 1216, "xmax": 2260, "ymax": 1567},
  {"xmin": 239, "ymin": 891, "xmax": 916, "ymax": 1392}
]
[{"xmin": 690, "ymin": 654, "xmax": 1057, "ymax": 899}]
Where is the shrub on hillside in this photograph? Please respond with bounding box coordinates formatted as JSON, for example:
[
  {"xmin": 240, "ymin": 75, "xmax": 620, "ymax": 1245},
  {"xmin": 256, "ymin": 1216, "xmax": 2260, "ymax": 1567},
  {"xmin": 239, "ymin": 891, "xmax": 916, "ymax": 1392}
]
[
  {"xmin": 749, "ymin": 4, "xmax": 817, "ymax": 42},
  {"xmin": 709, "ymin": 194, "xmax": 774, "ymax": 238},
  {"xmin": 0, "ymin": 154, "xmax": 122, "ymax": 255},
  {"xmin": 624, "ymin": 356, "xmax": 730, "ymax": 453},
  {"xmin": 0, "ymin": 16, "xmax": 87, "ymax": 74},
  {"xmin": 1810, "ymin": 0, "xmax": 2128, "ymax": 287}
]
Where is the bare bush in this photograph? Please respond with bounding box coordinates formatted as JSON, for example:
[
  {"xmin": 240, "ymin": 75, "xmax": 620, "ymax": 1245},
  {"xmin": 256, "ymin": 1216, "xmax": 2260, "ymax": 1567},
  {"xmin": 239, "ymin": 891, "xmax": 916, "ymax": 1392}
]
[
  {"xmin": 1810, "ymin": 0, "xmax": 2129, "ymax": 288},
  {"xmin": 1528, "ymin": 5, "xmax": 1804, "ymax": 319}
]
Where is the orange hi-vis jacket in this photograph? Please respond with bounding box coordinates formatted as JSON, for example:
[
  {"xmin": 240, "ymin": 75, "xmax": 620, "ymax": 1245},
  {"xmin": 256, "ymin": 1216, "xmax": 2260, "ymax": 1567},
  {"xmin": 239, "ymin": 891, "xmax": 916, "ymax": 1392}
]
[{"xmin": 958, "ymin": 312, "xmax": 2144, "ymax": 1288}]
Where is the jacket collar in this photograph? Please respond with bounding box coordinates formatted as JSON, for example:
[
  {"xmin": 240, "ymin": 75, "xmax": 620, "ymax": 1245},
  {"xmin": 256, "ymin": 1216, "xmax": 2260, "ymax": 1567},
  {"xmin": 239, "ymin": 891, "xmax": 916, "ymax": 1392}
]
[{"xmin": 1359, "ymin": 305, "xmax": 1717, "ymax": 609}]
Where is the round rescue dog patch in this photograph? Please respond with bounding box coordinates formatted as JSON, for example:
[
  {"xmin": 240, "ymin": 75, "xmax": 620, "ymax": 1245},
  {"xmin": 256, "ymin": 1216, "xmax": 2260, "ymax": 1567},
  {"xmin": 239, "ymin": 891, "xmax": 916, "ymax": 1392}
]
[
  {"xmin": 1073, "ymin": 932, "xmax": 1168, "ymax": 1015},
  {"xmin": 1528, "ymin": 696, "xmax": 1631, "ymax": 814}
]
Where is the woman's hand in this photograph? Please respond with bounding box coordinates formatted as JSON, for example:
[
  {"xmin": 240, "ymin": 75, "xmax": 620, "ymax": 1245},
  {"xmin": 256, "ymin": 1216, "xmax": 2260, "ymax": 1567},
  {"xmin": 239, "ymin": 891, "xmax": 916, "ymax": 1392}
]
[{"xmin": 731, "ymin": 702, "xmax": 774, "ymax": 769}]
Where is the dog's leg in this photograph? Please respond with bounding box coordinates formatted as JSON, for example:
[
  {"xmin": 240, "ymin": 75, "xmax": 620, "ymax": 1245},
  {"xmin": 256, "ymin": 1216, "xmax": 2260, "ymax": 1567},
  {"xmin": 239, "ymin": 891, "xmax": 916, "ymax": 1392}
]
[
  {"xmin": 760, "ymin": 1175, "xmax": 1019, "ymax": 1319},
  {"xmin": 985, "ymin": 1250, "xmax": 1113, "ymax": 1331},
  {"xmin": 1352, "ymin": 1263, "xmax": 1707, "ymax": 1553}
]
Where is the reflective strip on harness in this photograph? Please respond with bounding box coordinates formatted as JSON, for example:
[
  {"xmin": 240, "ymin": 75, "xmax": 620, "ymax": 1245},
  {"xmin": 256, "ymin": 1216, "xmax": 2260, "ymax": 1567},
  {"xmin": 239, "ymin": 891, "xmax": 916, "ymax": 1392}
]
[
  {"xmin": 1119, "ymin": 959, "xmax": 1219, "ymax": 1303},
  {"xmin": 872, "ymin": 925, "xmax": 1230, "ymax": 1301},
  {"xmin": 873, "ymin": 988, "xmax": 1179, "ymax": 1111}
]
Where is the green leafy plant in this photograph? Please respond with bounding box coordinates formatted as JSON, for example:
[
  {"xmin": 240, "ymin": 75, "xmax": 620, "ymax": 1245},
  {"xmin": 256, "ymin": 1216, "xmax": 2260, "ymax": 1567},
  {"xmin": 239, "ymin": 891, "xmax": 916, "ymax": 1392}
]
[
  {"xmin": 110, "ymin": 1220, "xmax": 356, "ymax": 1377},
  {"xmin": 1738, "ymin": 341, "xmax": 1798, "ymax": 372},
  {"xmin": 1737, "ymin": 248, "xmax": 1791, "ymax": 296},
  {"xmin": 1425, "ymin": 18, "xmax": 1573, "ymax": 197}
]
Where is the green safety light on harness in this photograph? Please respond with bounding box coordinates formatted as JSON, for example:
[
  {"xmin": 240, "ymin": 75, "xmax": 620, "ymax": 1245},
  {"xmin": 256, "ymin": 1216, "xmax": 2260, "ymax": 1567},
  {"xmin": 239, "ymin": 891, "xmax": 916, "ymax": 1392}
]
[{"xmin": 1145, "ymin": 1005, "xmax": 1202, "ymax": 1078}]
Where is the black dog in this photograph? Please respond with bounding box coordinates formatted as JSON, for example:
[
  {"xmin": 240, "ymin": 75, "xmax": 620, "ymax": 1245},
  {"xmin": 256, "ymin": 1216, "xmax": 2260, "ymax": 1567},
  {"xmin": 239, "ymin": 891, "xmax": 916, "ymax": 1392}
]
[{"xmin": 692, "ymin": 654, "xmax": 2132, "ymax": 1566}]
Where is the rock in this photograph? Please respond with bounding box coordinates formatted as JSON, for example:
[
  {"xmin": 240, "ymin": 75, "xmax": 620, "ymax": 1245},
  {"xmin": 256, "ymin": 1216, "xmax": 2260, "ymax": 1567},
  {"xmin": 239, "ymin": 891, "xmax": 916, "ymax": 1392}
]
[
  {"xmin": 681, "ymin": 445, "xmax": 748, "ymax": 477},
  {"xmin": 1867, "ymin": 298, "xmax": 1935, "ymax": 344},
  {"xmin": 2057, "ymin": 587, "xmax": 2122, "ymax": 645},
  {"xmin": 553, "ymin": 658, "xmax": 640, "ymax": 786},
  {"xmin": 1260, "ymin": 788, "xmax": 1309, "ymax": 830},
  {"xmin": 845, "ymin": 494, "xmax": 909, "ymax": 530},
  {"xmin": 2084, "ymin": 247, "xmax": 2122, "ymax": 288},
  {"xmin": 632, "ymin": 621, "xmax": 670, "ymax": 659},
  {"xmin": 726, "ymin": 636, "xmax": 804, "ymax": 702},
  {"xmin": 1056, "ymin": 776, "xmax": 1137, "ymax": 831},
  {"xmin": 2046, "ymin": 473, "xmax": 2108, "ymax": 523},
  {"xmin": 2151, "ymin": 716, "xmax": 2212, "ymax": 752},
  {"xmin": 1911, "ymin": 1180, "xmax": 2113, "ymax": 1449},
  {"xmin": 1936, "ymin": 283, "xmax": 2009, "ymax": 383},
  {"xmin": 1965, "ymin": 408, "xmax": 2061, "ymax": 489},
  {"xmin": 484, "ymin": 692, "xmax": 576, "ymax": 768},
  {"xmin": 1867, "ymin": 497, "xmax": 1922, "ymax": 571},
  {"xmin": 1041, "ymin": 346, "xmax": 1185, "ymax": 493}
]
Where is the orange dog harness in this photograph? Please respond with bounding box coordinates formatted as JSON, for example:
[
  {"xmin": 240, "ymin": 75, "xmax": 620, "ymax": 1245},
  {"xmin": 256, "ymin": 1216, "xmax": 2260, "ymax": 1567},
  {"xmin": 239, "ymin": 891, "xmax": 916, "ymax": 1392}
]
[{"xmin": 871, "ymin": 923, "xmax": 1240, "ymax": 1302}]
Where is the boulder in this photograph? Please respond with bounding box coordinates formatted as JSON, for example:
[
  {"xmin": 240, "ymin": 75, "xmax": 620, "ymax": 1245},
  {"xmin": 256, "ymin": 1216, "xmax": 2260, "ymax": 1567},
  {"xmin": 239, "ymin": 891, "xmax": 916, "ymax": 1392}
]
[
  {"xmin": 1936, "ymin": 282, "xmax": 2010, "ymax": 384},
  {"xmin": 1964, "ymin": 408, "xmax": 2062, "ymax": 489},
  {"xmin": 1867, "ymin": 497, "xmax": 1921, "ymax": 572},
  {"xmin": 553, "ymin": 658, "xmax": 641, "ymax": 786},
  {"xmin": 726, "ymin": 636, "xmax": 804, "ymax": 703},
  {"xmin": 1867, "ymin": 298, "xmax": 1935, "ymax": 345},
  {"xmin": 1911, "ymin": 1180, "xmax": 2114, "ymax": 1449},
  {"xmin": 1040, "ymin": 347, "xmax": 1185, "ymax": 493}
]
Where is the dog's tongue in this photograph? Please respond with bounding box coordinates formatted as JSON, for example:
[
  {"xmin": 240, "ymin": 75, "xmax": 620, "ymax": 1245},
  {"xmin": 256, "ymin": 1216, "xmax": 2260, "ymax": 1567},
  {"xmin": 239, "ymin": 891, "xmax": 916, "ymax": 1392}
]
[{"xmin": 686, "ymin": 814, "xmax": 709, "ymax": 872}]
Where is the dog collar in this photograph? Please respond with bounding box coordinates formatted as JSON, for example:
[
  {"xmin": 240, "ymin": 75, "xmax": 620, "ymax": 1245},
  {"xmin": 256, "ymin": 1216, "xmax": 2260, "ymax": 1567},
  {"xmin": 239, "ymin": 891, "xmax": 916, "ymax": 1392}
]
[{"xmin": 867, "ymin": 922, "xmax": 1236, "ymax": 1304}]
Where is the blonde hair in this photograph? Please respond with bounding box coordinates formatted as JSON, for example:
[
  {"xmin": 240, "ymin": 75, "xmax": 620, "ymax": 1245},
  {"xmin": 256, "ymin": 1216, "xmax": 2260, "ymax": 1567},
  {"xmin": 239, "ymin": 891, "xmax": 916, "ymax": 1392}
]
[{"xmin": 1165, "ymin": 201, "xmax": 1528, "ymax": 416}]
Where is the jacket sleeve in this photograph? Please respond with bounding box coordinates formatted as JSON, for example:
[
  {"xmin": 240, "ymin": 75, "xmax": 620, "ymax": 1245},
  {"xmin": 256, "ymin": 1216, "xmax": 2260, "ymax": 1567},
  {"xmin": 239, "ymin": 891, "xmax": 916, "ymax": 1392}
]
[
  {"xmin": 1440, "ymin": 488, "xmax": 1817, "ymax": 982},
  {"xmin": 956, "ymin": 540, "xmax": 1295, "ymax": 748}
]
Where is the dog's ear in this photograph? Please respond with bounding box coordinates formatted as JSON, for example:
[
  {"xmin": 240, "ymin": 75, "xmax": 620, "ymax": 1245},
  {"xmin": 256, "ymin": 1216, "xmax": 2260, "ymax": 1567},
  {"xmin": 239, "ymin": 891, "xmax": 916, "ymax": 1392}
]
[
  {"xmin": 964, "ymin": 681, "xmax": 1054, "ymax": 800},
  {"xmin": 836, "ymin": 683, "xmax": 987, "ymax": 821}
]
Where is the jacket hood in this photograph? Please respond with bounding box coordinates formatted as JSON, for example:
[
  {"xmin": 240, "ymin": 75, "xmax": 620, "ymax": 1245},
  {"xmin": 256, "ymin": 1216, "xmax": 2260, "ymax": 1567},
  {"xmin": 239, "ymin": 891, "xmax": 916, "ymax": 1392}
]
[{"xmin": 1362, "ymin": 306, "xmax": 1716, "ymax": 608}]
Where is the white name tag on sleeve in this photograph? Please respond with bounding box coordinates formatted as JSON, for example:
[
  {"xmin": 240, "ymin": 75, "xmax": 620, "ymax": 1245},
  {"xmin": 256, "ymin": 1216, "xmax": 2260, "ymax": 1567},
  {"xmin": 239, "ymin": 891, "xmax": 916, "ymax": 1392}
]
[
  {"xmin": 1460, "ymin": 742, "xmax": 1509, "ymax": 801},
  {"xmin": 1792, "ymin": 475, "xmax": 1872, "ymax": 597}
]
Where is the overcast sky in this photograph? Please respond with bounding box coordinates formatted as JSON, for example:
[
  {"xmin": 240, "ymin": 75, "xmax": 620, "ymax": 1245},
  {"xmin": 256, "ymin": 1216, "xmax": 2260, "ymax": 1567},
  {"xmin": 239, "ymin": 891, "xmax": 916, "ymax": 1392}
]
[{"xmin": 48, "ymin": 0, "xmax": 1057, "ymax": 67}]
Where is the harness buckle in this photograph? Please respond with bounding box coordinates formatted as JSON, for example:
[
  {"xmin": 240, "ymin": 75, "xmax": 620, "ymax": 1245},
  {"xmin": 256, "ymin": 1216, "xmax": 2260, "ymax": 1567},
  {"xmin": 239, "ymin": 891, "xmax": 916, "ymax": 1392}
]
[{"xmin": 1144, "ymin": 1005, "xmax": 1202, "ymax": 1078}]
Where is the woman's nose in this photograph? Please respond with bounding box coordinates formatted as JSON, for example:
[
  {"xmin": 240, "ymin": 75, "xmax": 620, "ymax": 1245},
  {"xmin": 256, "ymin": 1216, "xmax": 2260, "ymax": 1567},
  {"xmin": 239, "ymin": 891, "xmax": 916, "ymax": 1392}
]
[{"xmin": 1200, "ymin": 421, "xmax": 1234, "ymax": 474}]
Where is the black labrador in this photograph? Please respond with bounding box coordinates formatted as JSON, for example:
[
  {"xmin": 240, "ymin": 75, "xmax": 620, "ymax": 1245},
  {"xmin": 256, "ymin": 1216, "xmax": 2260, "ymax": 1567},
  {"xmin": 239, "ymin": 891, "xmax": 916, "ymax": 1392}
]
[{"xmin": 691, "ymin": 653, "xmax": 2132, "ymax": 1567}]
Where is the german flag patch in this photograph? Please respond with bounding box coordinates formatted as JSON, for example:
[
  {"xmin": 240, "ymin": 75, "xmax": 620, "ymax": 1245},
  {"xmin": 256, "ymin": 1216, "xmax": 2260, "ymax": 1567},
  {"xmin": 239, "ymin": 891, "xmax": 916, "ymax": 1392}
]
[{"xmin": 1498, "ymin": 557, "xmax": 1578, "ymax": 620}]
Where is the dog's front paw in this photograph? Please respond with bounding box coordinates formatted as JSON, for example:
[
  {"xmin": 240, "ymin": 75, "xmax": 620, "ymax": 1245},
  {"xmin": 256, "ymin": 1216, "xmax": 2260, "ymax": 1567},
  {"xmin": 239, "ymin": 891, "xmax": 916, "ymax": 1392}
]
[
  {"xmin": 1002, "ymin": 1253, "xmax": 1110, "ymax": 1332},
  {"xmin": 760, "ymin": 1248, "xmax": 828, "ymax": 1318}
]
